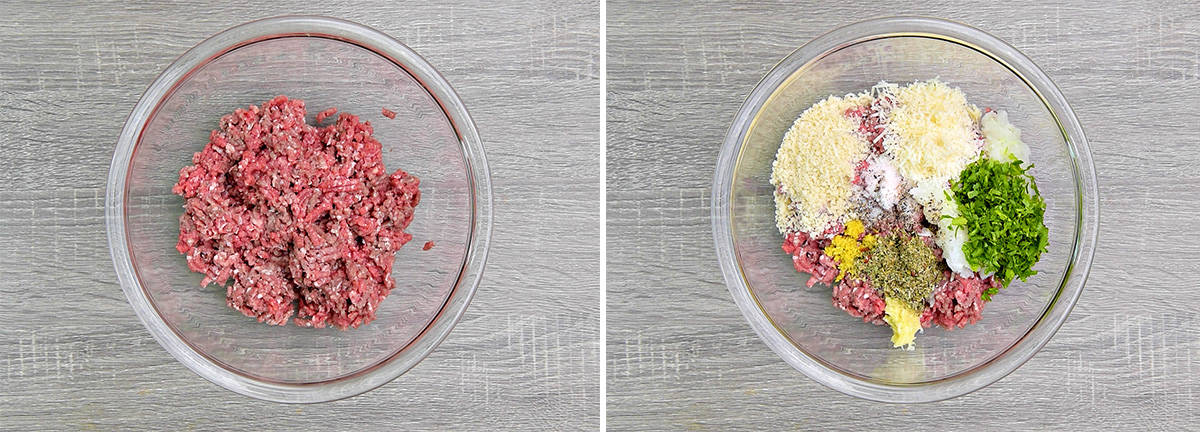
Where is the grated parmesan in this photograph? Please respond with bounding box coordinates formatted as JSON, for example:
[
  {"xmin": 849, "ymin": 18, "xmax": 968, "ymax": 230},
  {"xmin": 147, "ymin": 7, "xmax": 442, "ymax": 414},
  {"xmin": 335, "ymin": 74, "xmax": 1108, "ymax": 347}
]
[
  {"xmin": 770, "ymin": 93, "xmax": 873, "ymax": 235},
  {"xmin": 883, "ymin": 79, "xmax": 982, "ymax": 185}
]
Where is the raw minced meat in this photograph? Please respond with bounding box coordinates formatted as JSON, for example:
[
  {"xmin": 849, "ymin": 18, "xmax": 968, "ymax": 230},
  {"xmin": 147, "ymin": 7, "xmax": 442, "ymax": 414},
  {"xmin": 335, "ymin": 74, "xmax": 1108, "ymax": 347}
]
[
  {"xmin": 173, "ymin": 95, "xmax": 420, "ymax": 329},
  {"xmin": 922, "ymin": 272, "xmax": 1002, "ymax": 330},
  {"xmin": 315, "ymin": 107, "xmax": 338, "ymax": 123},
  {"xmin": 781, "ymin": 231, "xmax": 837, "ymax": 288},
  {"xmin": 832, "ymin": 277, "xmax": 885, "ymax": 324}
]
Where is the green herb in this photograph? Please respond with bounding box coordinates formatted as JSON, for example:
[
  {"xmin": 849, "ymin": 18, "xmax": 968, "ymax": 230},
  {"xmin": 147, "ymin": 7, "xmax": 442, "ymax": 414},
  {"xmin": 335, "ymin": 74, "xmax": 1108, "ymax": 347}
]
[
  {"xmin": 948, "ymin": 158, "xmax": 1048, "ymax": 300},
  {"xmin": 858, "ymin": 232, "xmax": 942, "ymax": 311}
]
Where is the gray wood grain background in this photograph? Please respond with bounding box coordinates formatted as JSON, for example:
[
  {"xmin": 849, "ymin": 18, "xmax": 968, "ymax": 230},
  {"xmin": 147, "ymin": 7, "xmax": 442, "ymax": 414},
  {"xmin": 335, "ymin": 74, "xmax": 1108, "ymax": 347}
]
[
  {"xmin": 0, "ymin": 1, "xmax": 599, "ymax": 430},
  {"xmin": 607, "ymin": 0, "xmax": 1200, "ymax": 430}
]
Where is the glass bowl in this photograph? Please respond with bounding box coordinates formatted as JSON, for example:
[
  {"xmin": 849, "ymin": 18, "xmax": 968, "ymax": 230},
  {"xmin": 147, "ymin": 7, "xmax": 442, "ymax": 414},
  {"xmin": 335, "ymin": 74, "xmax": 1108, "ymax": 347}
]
[
  {"xmin": 105, "ymin": 16, "xmax": 492, "ymax": 403},
  {"xmin": 712, "ymin": 17, "xmax": 1097, "ymax": 403}
]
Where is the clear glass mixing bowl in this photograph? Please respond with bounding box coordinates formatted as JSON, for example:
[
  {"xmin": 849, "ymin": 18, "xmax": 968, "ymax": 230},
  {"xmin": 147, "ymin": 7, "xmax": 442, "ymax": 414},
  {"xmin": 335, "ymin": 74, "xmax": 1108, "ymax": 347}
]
[
  {"xmin": 105, "ymin": 16, "xmax": 492, "ymax": 403},
  {"xmin": 712, "ymin": 17, "xmax": 1098, "ymax": 402}
]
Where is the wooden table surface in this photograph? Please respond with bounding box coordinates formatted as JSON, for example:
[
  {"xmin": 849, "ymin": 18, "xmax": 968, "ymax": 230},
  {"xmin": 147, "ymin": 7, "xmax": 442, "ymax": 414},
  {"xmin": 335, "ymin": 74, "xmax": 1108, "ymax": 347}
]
[
  {"xmin": 0, "ymin": 1, "xmax": 599, "ymax": 430},
  {"xmin": 607, "ymin": 1, "xmax": 1199, "ymax": 430}
]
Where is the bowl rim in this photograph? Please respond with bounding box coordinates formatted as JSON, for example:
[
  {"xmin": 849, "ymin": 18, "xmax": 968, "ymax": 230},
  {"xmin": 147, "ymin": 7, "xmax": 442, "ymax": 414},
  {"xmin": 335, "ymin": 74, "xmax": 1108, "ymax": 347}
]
[
  {"xmin": 711, "ymin": 16, "xmax": 1098, "ymax": 403},
  {"xmin": 105, "ymin": 15, "xmax": 493, "ymax": 403}
]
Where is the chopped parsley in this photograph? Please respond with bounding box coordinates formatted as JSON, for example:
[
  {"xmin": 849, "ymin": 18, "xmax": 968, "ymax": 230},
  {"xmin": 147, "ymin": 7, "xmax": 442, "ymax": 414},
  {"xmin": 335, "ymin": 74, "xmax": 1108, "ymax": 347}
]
[{"xmin": 949, "ymin": 158, "xmax": 1048, "ymax": 300}]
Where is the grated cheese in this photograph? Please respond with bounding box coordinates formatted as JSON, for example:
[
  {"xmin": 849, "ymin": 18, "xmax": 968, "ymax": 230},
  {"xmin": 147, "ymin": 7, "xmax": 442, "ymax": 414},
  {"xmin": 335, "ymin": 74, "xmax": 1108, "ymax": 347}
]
[
  {"xmin": 771, "ymin": 93, "xmax": 873, "ymax": 235},
  {"xmin": 883, "ymin": 79, "xmax": 982, "ymax": 185}
]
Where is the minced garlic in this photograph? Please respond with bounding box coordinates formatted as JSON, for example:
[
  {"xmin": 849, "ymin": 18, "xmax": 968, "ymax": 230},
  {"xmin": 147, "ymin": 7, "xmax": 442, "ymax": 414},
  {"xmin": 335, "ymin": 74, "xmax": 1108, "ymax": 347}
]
[{"xmin": 883, "ymin": 296, "xmax": 922, "ymax": 349}]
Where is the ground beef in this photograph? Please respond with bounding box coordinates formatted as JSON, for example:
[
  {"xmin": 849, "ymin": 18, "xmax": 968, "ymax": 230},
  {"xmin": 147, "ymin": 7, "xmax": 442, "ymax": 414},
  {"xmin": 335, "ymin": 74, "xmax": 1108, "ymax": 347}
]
[
  {"xmin": 781, "ymin": 231, "xmax": 837, "ymax": 287},
  {"xmin": 921, "ymin": 272, "xmax": 1001, "ymax": 330},
  {"xmin": 781, "ymin": 229, "xmax": 886, "ymax": 323},
  {"xmin": 832, "ymin": 277, "xmax": 886, "ymax": 325},
  {"xmin": 845, "ymin": 101, "xmax": 887, "ymax": 153},
  {"xmin": 173, "ymin": 95, "xmax": 420, "ymax": 329},
  {"xmin": 381, "ymin": 107, "xmax": 397, "ymax": 119},
  {"xmin": 315, "ymin": 107, "xmax": 337, "ymax": 123},
  {"xmin": 865, "ymin": 196, "xmax": 926, "ymax": 238},
  {"xmin": 850, "ymin": 159, "xmax": 868, "ymax": 185}
]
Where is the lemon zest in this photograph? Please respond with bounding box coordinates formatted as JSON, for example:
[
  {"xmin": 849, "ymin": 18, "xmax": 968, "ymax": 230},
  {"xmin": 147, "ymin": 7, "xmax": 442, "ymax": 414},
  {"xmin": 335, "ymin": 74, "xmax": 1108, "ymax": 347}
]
[{"xmin": 823, "ymin": 219, "xmax": 871, "ymax": 281}]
